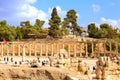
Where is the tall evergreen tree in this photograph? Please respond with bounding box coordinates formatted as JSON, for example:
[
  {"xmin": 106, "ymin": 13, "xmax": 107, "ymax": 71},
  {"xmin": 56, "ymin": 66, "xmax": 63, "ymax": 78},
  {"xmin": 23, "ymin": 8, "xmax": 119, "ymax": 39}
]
[
  {"xmin": 20, "ymin": 20, "xmax": 32, "ymax": 39},
  {"xmin": 61, "ymin": 18, "xmax": 69, "ymax": 35},
  {"xmin": 62, "ymin": 9, "xmax": 82, "ymax": 36},
  {"xmin": 48, "ymin": 7, "xmax": 61, "ymax": 38}
]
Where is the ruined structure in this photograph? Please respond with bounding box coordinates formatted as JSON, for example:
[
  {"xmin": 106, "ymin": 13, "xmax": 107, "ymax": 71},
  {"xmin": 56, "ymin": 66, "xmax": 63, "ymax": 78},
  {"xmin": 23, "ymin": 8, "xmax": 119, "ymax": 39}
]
[
  {"xmin": 95, "ymin": 56, "xmax": 120, "ymax": 80},
  {"xmin": 0, "ymin": 38, "xmax": 120, "ymax": 80},
  {"xmin": 0, "ymin": 38, "xmax": 119, "ymax": 59}
]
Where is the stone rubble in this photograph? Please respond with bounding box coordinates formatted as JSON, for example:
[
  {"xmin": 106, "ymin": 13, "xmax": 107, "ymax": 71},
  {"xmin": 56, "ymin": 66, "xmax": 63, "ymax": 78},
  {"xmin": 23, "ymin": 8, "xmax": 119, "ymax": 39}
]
[
  {"xmin": 1, "ymin": 49, "xmax": 120, "ymax": 80},
  {"xmin": 95, "ymin": 56, "xmax": 120, "ymax": 80}
]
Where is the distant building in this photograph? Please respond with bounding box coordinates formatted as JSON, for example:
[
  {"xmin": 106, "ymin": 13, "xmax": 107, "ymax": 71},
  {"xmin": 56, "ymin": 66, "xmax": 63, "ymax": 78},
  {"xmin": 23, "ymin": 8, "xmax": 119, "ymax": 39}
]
[{"xmin": 80, "ymin": 27, "xmax": 88, "ymax": 37}]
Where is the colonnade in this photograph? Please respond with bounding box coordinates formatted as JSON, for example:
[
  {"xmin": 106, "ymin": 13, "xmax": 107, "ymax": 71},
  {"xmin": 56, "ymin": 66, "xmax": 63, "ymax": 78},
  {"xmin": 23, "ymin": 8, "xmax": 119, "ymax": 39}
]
[{"xmin": 0, "ymin": 41, "xmax": 119, "ymax": 58}]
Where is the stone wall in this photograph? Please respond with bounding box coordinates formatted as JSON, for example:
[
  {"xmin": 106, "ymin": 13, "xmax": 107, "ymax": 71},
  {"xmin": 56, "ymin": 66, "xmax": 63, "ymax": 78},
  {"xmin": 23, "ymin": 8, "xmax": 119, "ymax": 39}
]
[{"xmin": 95, "ymin": 56, "xmax": 120, "ymax": 80}]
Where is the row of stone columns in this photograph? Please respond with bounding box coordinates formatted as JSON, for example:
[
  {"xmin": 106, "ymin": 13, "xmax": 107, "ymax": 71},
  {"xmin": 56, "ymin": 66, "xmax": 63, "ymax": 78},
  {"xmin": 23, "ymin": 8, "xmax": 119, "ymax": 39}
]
[
  {"xmin": 0, "ymin": 42, "xmax": 119, "ymax": 57},
  {"xmin": 0, "ymin": 42, "xmax": 80, "ymax": 57}
]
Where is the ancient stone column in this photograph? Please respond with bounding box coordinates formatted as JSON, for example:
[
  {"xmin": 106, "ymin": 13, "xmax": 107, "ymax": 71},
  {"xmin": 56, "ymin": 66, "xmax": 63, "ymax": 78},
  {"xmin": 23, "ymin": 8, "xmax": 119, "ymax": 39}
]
[
  {"xmin": 1, "ymin": 43, "xmax": 3, "ymax": 56},
  {"xmin": 7, "ymin": 44, "xmax": 9, "ymax": 56},
  {"xmin": 55, "ymin": 43, "xmax": 57, "ymax": 55},
  {"xmin": 46, "ymin": 44, "xmax": 48, "ymax": 57},
  {"xmin": 51, "ymin": 44, "xmax": 53, "ymax": 56},
  {"xmin": 68, "ymin": 44, "xmax": 70, "ymax": 57},
  {"xmin": 91, "ymin": 42, "xmax": 94, "ymax": 57},
  {"xmin": 22, "ymin": 45, "xmax": 25, "ymax": 61},
  {"xmin": 110, "ymin": 42, "xmax": 112, "ymax": 54},
  {"xmin": 116, "ymin": 42, "xmax": 118, "ymax": 54},
  {"xmin": 57, "ymin": 43, "xmax": 59, "ymax": 54},
  {"xmin": 62, "ymin": 43, "xmax": 64, "ymax": 49},
  {"xmin": 54, "ymin": 43, "xmax": 57, "ymax": 54},
  {"xmin": 74, "ymin": 44, "xmax": 76, "ymax": 57},
  {"xmin": 29, "ymin": 44, "xmax": 31, "ymax": 56},
  {"xmin": 104, "ymin": 42, "xmax": 106, "ymax": 56},
  {"xmin": 34, "ymin": 44, "xmax": 37, "ymax": 56},
  {"xmin": 18, "ymin": 44, "xmax": 20, "ymax": 56},
  {"xmin": 12, "ymin": 42, "xmax": 15, "ymax": 56},
  {"xmin": 80, "ymin": 43, "xmax": 82, "ymax": 57},
  {"xmin": 40, "ymin": 44, "xmax": 42, "ymax": 56},
  {"xmin": 85, "ymin": 42, "xmax": 88, "ymax": 57}
]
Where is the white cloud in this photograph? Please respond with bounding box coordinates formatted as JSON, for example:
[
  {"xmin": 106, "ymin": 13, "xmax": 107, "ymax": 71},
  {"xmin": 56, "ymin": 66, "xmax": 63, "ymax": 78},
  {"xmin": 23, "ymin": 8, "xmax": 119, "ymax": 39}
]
[
  {"xmin": 25, "ymin": 0, "xmax": 37, "ymax": 4},
  {"xmin": 0, "ymin": 0, "xmax": 68, "ymax": 27},
  {"xmin": 48, "ymin": 6, "xmax": 81, "ymax": 22},
  {"xmin": 19, "ymin": 5, "xmax": 67, "ymax": 27},
  {"xmin": 16, "ymin": 0, "xmax": 48, "ymax": 26},
  {"xmin": 0, "ymin": 0, "xmax": 49, "ymax": 26},
  {"xmin": 76, "ymin": 13, "xmax": 80, "ymax": 18},
  {"xmin": 2, "ymin": 0, "xmax": 58, "ymax": 28},
  {"xmin": 48, "ymin": 6, "xmax": 67, "ymax": 20},
  {"xmin": 100, "ymin": 17, "xmax": 120, "ymax": 27},
  {"xmin": 56, "ymin": 6, "xmax": 66, "ymax": 16},
  {"xmin": 92, "ymin": 4, "xmax": 101, "ymax": 12},
  {"xmin": 18, "ymin": 4, "xmax": 47, "ymax": 21},
  {"xmin": 56, "ymin": 6, "xmax": 80, "ymax": 20}
]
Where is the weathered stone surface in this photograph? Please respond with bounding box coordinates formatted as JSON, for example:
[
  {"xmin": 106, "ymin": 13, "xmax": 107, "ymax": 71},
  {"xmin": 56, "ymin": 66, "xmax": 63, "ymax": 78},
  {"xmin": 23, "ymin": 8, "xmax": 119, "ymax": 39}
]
[
  {"xmin": 0, "ymin": 66, "xmax": 91, "ymax": 80},
  {"xmin": 78, "ymin": 62, "xmax": 89, "ymax": 74},
  {"xmin": 95, "ymin": 56, "xmax": 120, "ymax": 80},
  {"xmin": 0, "ymin": 67, "xmax": 65, "ymax": 80}
]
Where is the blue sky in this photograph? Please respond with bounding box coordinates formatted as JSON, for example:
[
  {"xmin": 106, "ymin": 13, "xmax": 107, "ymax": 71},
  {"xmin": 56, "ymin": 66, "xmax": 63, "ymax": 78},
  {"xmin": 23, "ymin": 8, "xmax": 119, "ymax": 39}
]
[{"xmin": 0, "ymin": 0, "xmax": 120, "ymax": 27}]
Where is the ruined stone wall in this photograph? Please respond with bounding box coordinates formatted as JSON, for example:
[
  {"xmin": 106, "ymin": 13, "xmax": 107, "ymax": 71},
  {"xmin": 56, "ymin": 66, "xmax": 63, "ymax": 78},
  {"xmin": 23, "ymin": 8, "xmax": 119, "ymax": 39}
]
[
  {"xmin": 0, "ymin": 39, "xmax": 119, "ymax": 58},
  {"xmin": 96, "ymin": 56, "xmax": 120, "ymax": 80}
]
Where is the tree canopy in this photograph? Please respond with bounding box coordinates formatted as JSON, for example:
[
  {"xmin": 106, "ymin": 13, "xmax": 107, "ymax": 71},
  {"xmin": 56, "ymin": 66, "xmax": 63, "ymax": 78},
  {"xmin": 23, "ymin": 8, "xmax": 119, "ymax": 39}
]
[
  {"xmin": 87, "ymin": 23, "xmax": 118, "ymax": 39},
  {"xmin": 62, "ymin": 9, "xmax": 82, "ymax": 36},
  {"xmin": 48, "ymin": 7, "xmax": 62, "ymax": 38},
  {"xmin": 0, "ymin": 7, "xmax": 120, "ymax": 41}
]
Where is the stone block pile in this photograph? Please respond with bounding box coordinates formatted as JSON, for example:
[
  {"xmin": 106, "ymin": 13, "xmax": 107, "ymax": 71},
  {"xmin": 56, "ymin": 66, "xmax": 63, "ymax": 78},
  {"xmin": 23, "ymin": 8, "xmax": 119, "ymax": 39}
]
[{"xmin": 95, "ymin": 56, "xmax": 120, "ymax": 80}]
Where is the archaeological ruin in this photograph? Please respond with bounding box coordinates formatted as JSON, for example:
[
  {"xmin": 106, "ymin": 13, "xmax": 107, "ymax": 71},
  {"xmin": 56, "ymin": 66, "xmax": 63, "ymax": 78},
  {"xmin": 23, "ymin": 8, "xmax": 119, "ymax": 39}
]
[
  {"xmin": 0, "ymin": 38, "xmax": 119, "ymax": 58},
  {"xmin": 0, "ymin": 38, "xmax": 120, "ymax": 80}
]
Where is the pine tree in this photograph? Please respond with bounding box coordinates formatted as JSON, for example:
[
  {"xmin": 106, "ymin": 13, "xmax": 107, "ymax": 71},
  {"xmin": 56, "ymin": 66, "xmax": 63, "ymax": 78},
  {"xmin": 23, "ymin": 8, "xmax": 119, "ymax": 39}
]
[
  {"xmin": 62, "ymin": 9, "xmax": 82, "ymax": 36},
  {"xmin": 48, "ymin": 7, "xmax": 61, "ymax": 38}
]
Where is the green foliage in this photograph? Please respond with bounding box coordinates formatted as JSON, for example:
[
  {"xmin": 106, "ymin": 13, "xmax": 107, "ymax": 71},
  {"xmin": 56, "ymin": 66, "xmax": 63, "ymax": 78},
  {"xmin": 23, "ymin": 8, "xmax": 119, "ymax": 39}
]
[
  {"xmin": 61, "ymin": 9, "xmax": 82, "ymax": 36},
  {"xmin": 116, "ymin": 32, "xmax": 120, "ymax": 41},
  {"xmin": 66, "ymin": 9, "xmax": 77, "ymax": 22},
  {"xmin": 118, "ymin": 44, "xmax": 120, "ymax": 53},
  {"xmin": 0, "ymin": 8, "xmax": 120, "ymax": 41},
  {"xmin": 20, "ymin": 25, "xmax": 31, "ymax": 39},
  {"xmin": 88, "ymin": 23, "xmax": 118, "ymax": 39},
  {"xmin": 48, "ymin": 7, "xmax": 62, "ymax": 38},
  {"xmin": 0, "ymin": 20, "xmax": 16, "ymax": 41},
  {"xmin": 61, "ymin": 18, "xmax": 69, "ymax": 35},
  {"xmin": 87, "ymin": 41, "xmax": 92, "ymax": 53},
  {"xmin": 98, "ymin": 28, "xmax": 108, "ymax": 38},
  {"xmin": 105, "ymin": 41, "xmax": 110, "ymax": 51},
  {"xmin": 15, "ymin": 26, "xmax": 23, "ymax": 40},
  {"xmin": 35, "ymin": 19, "xmax": 45, "ymax": 29},
  {"xmin": 8, "ymin": 26, "xmax": 16, "ymax": 41},
  {"xmin": 93, "ymin": 41, "xmax": 98, "ymax": 52},
  {"xmin": 99, "ymin": 23, "xmax": 117, "ymax": 39},
  {"xmin": 64, "ymin": 45, "xmax": 68, "ymax": 51},
  {"xmin": 86, "ymin": 40, "xmax": 98, "ymax": 57},
  {"xmin": 19, "ymin": 19, "xmax": 45, "ymax": 39},
  {"xmin": 111, "ymin": 42, "xmax": 116, "ymax": 51},
  {"xmin": 20, "ymin": 21, "xmax": 31, "ymax": 27},
  {"xmin": 100, "ymin": 23, "xmax": 110, "ymax": 29},
  {"xmin": 88, "ymin": 23, "xmax": 99, "ymax": 38}
]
